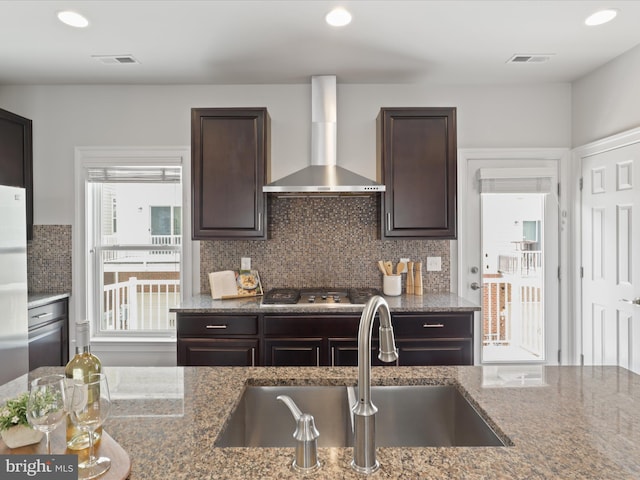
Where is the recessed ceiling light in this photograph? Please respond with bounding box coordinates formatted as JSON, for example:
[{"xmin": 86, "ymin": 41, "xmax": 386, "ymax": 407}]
[
  {"xmin": 585, "ymin": 9, "xmax": 618, "ymax": 26},
  {"xmin": 326, "ymin": 7, "xmax": 352, "ymax": 27},
  {"xmin": 57, "ymin": 10, "xmax": 89, "ymax": 28}
]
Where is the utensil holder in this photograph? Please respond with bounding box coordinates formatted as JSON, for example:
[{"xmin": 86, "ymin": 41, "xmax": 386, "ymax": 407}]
[{"xmin": 383, "ymin": 275, "xmax": 402, "ymax": 296}]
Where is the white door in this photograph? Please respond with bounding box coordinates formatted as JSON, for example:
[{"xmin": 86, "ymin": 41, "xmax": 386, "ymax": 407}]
[
  {"xmin": 458, "ymin": 150, "xmax": 562, "ymax": 365},
  {"xmin": 581, "ymin": 140, "xmax": 640, "ymax": 373}
]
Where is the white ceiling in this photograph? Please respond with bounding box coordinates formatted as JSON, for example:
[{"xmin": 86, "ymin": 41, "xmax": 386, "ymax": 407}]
[{"xmin": 2, "ymin": 0, "xmax": 640, "ymax": 86}]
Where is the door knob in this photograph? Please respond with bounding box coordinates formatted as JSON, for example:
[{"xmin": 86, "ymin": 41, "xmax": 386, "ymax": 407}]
[
  {"xmin": 470, "ymin": 282, "xmax": 482, "ymax": 291},
  {"xmin": 620, "ymin": 298, "xmax": 640, "ymax": 306}
]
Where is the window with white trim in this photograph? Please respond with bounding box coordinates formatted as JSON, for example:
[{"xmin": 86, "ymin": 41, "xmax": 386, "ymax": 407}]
[{"xmin": 87, "ymin": 166, "xmax": 182, "ymax": 336}]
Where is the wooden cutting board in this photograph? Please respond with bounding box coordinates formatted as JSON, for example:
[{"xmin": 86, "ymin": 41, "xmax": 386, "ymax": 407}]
[{"xmin": 0, "ymin": 428, "xmax": 130, "ymax": 480}]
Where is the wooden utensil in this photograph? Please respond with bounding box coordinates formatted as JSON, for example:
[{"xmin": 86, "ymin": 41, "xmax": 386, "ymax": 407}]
[
  {"xmin": 377, "ymin": 260, "xmax": 387, "ymax": 275},
  {"xmin": 396, "ymin": 262, "xmax": 405, "ymax": 275},
  {"xmin": 384, "ymin": 261, "xmax": 393, "ymax": 276},
  {"xmin": 406, "ymin": 262, "xmax": 414, "ymax": 295}
]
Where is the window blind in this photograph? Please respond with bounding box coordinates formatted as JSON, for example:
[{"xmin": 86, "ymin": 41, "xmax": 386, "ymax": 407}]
[
  {"xmin": 86, "ymin": 166, "xmax": 181, "ymax": 183},
  {"xmin": 478, "ymin": 167, "xmax": 555, "ymax": 194}
]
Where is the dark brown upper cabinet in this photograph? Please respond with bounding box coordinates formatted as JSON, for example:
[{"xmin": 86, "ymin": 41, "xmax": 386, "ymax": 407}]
[
  {"xmin": 0, "ymin": 108, "xmax": 33, "ymax": 240},
  {"xmin": 191, "ymin": 108, "xmax": 269, "ymax": 239},
  {"xmin": 378, "ymin": 107, "xmax": 457, "ymax": 239}
]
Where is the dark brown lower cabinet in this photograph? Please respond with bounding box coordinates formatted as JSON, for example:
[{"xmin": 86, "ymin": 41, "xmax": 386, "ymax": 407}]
[
  {"xmin": 177, "ymin": 314, "xmax": 259, "ymax": 366},
  {"xmin": 28, "ymin": 297, "xmax": 69, "ymax": 371},
  {"xmin": 176, "ymin": 311, "xmax": 473, "ymax": 367}
]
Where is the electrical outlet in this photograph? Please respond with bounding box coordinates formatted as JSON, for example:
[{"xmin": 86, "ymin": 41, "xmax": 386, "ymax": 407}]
[
  {"xmin": 426, "ymin": 256, "xmax": 442, "ymax": 272},
  {"xmin": 399, "ymin": 258, "xmax": 410, "ymax": 273},
  {"xmin": 241, "ymin": 257, "xmax": 251, "ymax": 270}
]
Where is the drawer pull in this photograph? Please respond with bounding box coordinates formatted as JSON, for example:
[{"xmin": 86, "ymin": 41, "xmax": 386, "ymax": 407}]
[
  {"xmin": 423, "ymin": 323, "xmax": 444, "ymax": 328},
  {"xmin": 205, "ymin": 325, "xmax": 228, "ymax": 329},
  {"xmin": 34, "ymin": 312, "xmax": 53, "ymax": 319}
]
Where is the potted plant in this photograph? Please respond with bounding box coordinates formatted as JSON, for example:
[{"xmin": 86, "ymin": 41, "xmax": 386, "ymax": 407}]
[{"xmin": 0, "ymin": 393, "xmax": 43, "ymax": 449}]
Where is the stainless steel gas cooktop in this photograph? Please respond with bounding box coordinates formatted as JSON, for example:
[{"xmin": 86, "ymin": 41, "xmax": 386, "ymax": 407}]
[{"xmin": 261, "ymin": 288, "xmax": 380, "ymax": 306}]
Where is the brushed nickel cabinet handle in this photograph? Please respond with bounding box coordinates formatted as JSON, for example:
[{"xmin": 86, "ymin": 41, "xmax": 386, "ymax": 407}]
[
  {"xmin": 205, "ymin": 324, "xmax": 227, "ymax": 329},
  {"xmin": 35, "ymin": 312, "xmax": 53, "ymax": 319},
  {"xmin": 316, "ymin": 346, "xmax": 320, "ymax": 367},
  {"xmin": 386, "ymin": 212, "xmax": 391, "ymax": 231},
  {"xmin": 331, "ymin": 347, "xmax": 335, "ymax": 367},
  {"xmin": 423, "ymin": 323, "xmax": 444, "ymax": 328},
  {"xmin": 251, "ymin": 347, "xmax": 256, "ymax": 367}
]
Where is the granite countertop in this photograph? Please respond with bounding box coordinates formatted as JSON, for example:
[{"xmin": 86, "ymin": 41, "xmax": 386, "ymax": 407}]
[
  {"xmin": 27, "ymin": 292, "xmax": 70, "ymax": 309},
  {"xmin": 171, "ymin": 292, "xmax": 480, "ymax": 314},
  {"xmin": 2, "ymin": 365, "xmax": 639, "ymax": 479}
]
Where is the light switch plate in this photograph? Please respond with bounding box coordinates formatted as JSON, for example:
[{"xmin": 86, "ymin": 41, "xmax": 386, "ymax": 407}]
[
  {"xmin": 241, "ymin": 257, "xmax": 251, "ymax": 270},
  {"xmin": 426, "ymin": 256, "xmax": 442, "ymax": 272}
]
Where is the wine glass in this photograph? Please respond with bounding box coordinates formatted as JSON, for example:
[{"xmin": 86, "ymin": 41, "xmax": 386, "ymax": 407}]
[
  {"xmin": 26, "ymin": 374, "xmax": 67, "ymax": 454},
  {"xmin": 69, "ymin": 373, "xmax": 111, "ymax": 479}
]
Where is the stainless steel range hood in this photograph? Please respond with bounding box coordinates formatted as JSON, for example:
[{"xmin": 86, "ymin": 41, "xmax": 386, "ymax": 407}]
[{"xmin": 263, "ymin": 75, "xmax": 385, "ymax": 195}]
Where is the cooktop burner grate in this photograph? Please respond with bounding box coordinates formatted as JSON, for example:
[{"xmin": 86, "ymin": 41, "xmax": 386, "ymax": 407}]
[
  {"xmin": 261, "ymin": 288, "xmax": 300, "ymax": 305},
  {"xmin": 261, "ymin": 287, "xmax": 381, "ymax": 305}
]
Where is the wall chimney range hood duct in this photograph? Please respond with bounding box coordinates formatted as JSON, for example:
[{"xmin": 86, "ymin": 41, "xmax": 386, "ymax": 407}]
[{"xmin": 263, "ymin": 75, "xmax": 385, "ymax": 195}]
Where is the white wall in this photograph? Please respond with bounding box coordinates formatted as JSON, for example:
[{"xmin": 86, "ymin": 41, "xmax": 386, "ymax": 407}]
[
  {"xmin": 0, "ymin": 82, "xmax": 572, "ymax": 226},
  {"xmin": 573, "ymin": 43, "xmax": 640, "ymax": 147}
]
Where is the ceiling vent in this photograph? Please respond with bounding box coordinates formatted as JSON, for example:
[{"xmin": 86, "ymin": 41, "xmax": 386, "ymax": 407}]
[
  {"xmin": 507, "ymin": 54, "xmax": 554, "ymax": 64},
  {"xmin": 92, "ymin": 55, "xmax": 140, "ymax": 65}
]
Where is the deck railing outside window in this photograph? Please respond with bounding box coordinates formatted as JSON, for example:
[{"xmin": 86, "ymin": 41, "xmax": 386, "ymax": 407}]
[
  {"xmin": 102, "ymin": 277, "xmax": 180, "ymax": 331},
  {"xmin": 482, "ymin": 275, "xmax": 543, "ymax": 357}
]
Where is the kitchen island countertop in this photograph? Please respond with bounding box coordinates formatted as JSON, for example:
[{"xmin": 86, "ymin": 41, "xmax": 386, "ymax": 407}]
[
  {"xmin": 2, "ymin": 365, "xmax": 639, "ymax": 479},
  {"xmin": 171, "ymin": 292, "xmax": 480, "ymax": 314}
]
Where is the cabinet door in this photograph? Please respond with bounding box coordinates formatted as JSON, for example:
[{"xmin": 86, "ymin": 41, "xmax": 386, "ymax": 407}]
[
  {"xmin": 396, "ymin": 339, "xmax": 472, "ymax": 366},
  {"xmin": 379, "ymin": 108, "xmax": 457, "ymax": 239},
  {"xmin": 178, "ymin": 338, "xmax": 258, "ymax": 366},
  {"xmin": 0, "ymin": 108, "xmax": 33, "ymax": 240},
  {"xmin": 264, "ymin": 339, "xmax": 323, "ymax": 366},
  {"xmin": 191, "ymin": 108, "xmax": 268, "ymax": 239},
  {"xmin": 28, "ymin": 319, "xmax": 68, "ymax": 370},
  {"xmin": 328, "ymin": 339, "xmax": 388, "ymax": 367}
]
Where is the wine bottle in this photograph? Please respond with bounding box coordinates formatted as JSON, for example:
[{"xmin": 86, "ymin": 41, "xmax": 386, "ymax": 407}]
[{"xmin": 64, "ymin": 320, "xmax": 102, "ymax": 450}]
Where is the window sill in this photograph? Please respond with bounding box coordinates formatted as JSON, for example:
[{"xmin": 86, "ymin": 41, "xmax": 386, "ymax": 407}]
[{"xmin": 91, "ymin": 336, "xmax": 176, "ymax": 344}]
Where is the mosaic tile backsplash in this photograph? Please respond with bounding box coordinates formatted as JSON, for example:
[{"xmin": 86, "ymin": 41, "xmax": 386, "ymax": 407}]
[
  {"xmin": 28, "ymin": 225, "xmax": 72, "ymax": 293},
  {"xmin": 200, "ymin": 196, "xmax": 451, "ymax": 293}
]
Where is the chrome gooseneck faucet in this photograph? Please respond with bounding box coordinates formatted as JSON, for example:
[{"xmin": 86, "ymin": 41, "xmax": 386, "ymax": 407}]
[{"xmin": 351, "ymin": 295, "xmax": 398, "ymax": 474}]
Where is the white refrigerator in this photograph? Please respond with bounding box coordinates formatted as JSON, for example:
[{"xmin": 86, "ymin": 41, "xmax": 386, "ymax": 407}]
[{"xmin": 0, "ymin": 185, "xmax": 28, "ymax": 385}]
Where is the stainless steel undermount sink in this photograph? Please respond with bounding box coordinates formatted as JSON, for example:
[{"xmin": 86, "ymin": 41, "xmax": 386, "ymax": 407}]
[{"xmin": 215, "ymin": 385, "xmax": 507, "ymax": 448}]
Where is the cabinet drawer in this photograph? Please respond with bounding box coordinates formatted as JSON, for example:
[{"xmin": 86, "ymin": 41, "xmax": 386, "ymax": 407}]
[
  {"xmin": 263, "ymin": 315, "xmax": 359, "ymax": 337},
  {"xmin": 177, "ymin": 315, "xmax": 258, "ymax": 336},
  {"xmin": 392, "ymin": 313, "xmax": 473, "ymax": 338},
  {"xmin": 28, "ymin": 299, "xmax": 68, "ymax": 330}
]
